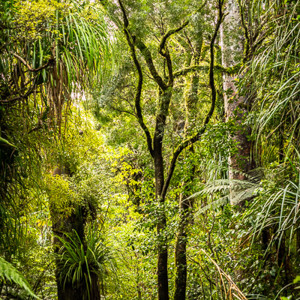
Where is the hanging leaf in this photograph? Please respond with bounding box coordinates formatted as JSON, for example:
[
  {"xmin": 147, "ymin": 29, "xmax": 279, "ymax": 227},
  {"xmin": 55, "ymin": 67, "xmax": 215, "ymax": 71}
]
[{"xmin": 0, "ymin": 257, "xmax": 40, "ymax": 299}]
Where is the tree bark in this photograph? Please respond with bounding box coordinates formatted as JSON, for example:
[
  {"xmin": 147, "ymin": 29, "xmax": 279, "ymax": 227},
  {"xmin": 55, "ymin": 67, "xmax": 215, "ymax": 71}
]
[
  {"xmin": 50, "ymin": 167, "xmax": 101, "ymax": 300},
  {"xmin": 220, "ymin": 0, "xmax": 255, "ymax": 205},
  {"xmin": 173, "ymin": 183, "xmax": 192, "ymax": 300},
  {"xmin": 154, "ymin": 89, "xmax": 172, "ymax": 300},
  {"xmin": 52, "ymin": 201, "xmax": 87, "ymax": 300},
  {"xmin": 174, "ymin": 63, "xmax": 200, "ymax": 300}
]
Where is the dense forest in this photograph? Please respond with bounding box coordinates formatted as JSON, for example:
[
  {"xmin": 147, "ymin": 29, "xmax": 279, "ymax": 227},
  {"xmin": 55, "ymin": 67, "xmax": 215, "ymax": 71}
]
[{"xmin": 0, "ymin": 0, "xmax": 299, "ymax": 299}]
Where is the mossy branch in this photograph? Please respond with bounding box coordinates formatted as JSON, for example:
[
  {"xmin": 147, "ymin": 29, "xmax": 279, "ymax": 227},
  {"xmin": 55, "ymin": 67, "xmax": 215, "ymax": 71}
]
[
  {"xmin": 135, "ymin": 39, "xmax": 168, "ymax": 91},
  {"xmin": 159, "ymin": 20, "xmax": 189, "ymax": 55},
  {"xmin": 162, "ymin": 0, "xmax": 225, "ymax": 199},
  {"xmin": 174, "ymin": 62, "xmax": 242, "ymax": 78},
  {"xmin": 158, "ymin": 21, "xmax": 189, "ymax": 85}
]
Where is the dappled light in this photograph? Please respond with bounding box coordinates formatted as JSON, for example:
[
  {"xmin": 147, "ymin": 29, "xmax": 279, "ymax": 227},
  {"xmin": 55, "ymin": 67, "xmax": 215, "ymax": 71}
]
[{"xmin": 0, "ymin": 0, "xmax": 299, "ymax": 299}]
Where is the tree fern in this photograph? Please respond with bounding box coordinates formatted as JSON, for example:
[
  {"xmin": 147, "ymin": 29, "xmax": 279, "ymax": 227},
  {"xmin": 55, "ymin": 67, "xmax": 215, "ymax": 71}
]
[{"xmin": 187, "ymin": 169, "xmax": 262, "ymax": 214}]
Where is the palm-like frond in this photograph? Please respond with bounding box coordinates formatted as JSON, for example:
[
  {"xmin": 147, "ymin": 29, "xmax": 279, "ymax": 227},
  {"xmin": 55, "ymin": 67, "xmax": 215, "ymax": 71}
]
[
  {"xmin": 56, "ymin": 227, "xmax": 114, "ymax": 299},
  {"xmin": 187, "ymin": 169, "xmax": 263, "ymax": 215},
  {"xmin": 250, "ymin": 165, "xmax": 300, "ymax": 251},
  {"xmin": 1, "ymin": 0, "xmax": 113, "ymax": 120},
  {"xmin": 243, "ymin": 1, "xmax": 300, "ymax": 156}
]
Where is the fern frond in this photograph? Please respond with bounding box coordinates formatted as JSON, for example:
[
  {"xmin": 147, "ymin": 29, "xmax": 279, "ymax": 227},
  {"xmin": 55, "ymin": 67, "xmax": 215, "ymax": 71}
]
[{"xmin": 0, "ymin": 257, "xmax": 40, "ymax": 299}]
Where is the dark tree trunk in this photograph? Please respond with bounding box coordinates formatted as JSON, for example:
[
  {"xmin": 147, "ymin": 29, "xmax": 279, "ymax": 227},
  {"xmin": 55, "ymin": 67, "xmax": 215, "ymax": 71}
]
[
  {"xmin": 174, "ymin": 154, "xmax": 196, "ymax": 300},
  {"xmin": 90, "ymin": 273, "xmax": 101, "ymax": 300},
  {"xmin": 174, "ymin": 199, "xmax": 188, "ymax": 300},
  {"xmin": 154, "ymin": 91, "xmax": 171, "ymax": 300},
  {"xmin": 52, "ymin": 210, "xmax": 87, "ymax": 300},
  {"xmin": 56, "ymin": 272, "xmax": 100, "ymax": 300},
  {"xmin": 50, "ymin": 167, "xmax": 101, "ymax": 300},
  {"xmin": 174, "ymin": 65, "xmax": 199, "ymax": 300}
]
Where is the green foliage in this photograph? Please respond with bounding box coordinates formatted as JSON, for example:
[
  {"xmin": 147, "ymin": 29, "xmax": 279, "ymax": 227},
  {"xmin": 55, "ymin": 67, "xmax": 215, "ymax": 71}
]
[
  {"xmin": 56, "ymin": 228, "xmax": 114, "ymax": 300},
  {"xmin": 1, "ymin": 0, "xmax": 299, "ymax": 299},
  {"xmin": 0, "ymin": 256, "xmax": 39, "ymax": 299},
  {"xmin": 46, "ymin": 174, "xmax": 80, "ymax": 218},
  {"xmin": 249, "ymin": 160, "xmax": 300, "ymax": 251}
]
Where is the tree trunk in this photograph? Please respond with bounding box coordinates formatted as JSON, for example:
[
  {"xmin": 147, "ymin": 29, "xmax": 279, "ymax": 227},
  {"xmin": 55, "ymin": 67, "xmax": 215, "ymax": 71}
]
[
  {"xmin": 173, "ymin": 191, "xmax": 189, "ymax": 300},
  {"xmin": 52, "ymin": 207, "xmax": 87, "ymax": 300},
  {"xmin": 50, "ymin": 167, "xmax": 101, "ymax": 300},
  {"xmin": 154, "ymin": 89, "xmax": 172, "ymax": 300},
  {"xmin": 174, "ymin": 59, "xmax": 200, "ymax": 300},
  {"xmin": 221, "ymin": 0, "xmax": 255, "ymax": 205},
  {"xmin": 56, "ymin": 272, "xmax": 100, "ymax": 300}
]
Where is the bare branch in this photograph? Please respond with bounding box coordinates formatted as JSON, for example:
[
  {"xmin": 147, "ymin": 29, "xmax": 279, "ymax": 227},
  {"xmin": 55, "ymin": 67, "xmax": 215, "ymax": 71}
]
[
  {"xmin": 110, "ymin": 105, "xmax": 136, "ymax": 117},
  {"xmin": 11, "ymin": 52, "xmax": 54, "ymax": 72},
  {"xmin": 0, "ymin": 82, "xmax": 38, "ymax": 104}
]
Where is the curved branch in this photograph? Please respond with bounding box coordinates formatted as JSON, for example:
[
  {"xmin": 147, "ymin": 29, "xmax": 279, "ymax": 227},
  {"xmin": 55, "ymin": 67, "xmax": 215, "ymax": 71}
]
[
  {"xmin": 162, "ymin": 0, "xmax": 225, "ymax": 199},
  {"xmin": 206, "ymin": 0, "xmax": 224, "ymax": 124},
  {"xmin": 159, "ymin": 20, "xmax": 189, "ymax": 54},
  {"xmin": 159, "ymin": 21, "xmax": 189, "ymax": 85},
  {"xmin": 237, "ymin": 0, "xmax": 251, "ymax": 61},
  {"xmin": 161, "ymin": 125, "xmax": 206, "ymax": 200},
  {"xmin": 118, "ymin": 0, "xmax": 154, "ymax": 157},
  {"xmin": 135, "ymin": 39, "xmax": 168, "ymax": 91}
]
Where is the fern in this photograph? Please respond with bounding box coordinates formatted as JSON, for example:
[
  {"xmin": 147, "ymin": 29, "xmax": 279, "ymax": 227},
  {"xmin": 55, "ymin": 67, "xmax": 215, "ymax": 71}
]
[
  {"xmin": 185, "ymin": 174, "xmax": 261, "ymax": 214},
  {"xmin": 0, "ymin": 256, "xmax": 40, "ymax": 299}
]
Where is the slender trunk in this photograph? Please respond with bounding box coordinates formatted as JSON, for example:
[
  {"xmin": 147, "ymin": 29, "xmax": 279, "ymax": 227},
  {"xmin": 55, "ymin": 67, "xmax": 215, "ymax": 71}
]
[
  {"xmin": 174, "ymin": 151, "xmax": 196, "ymax": 300},
  {"xmin": 154, "ymin": 89, "xmax": 172, "ymax": 300},
  {"xmin": 174, "ymin": 65, "xmax": 199, "ymax": 300},
  {"xmin": 173, "ymin": 188, "xmax": 190, "ymax": 300},
  {"xmin": 155, "ymin": 164, "xmax": 169, "ymax": 300},
  {"xmin": 155, "ymin": 130, "xmax": 169, "ymax": 300}
]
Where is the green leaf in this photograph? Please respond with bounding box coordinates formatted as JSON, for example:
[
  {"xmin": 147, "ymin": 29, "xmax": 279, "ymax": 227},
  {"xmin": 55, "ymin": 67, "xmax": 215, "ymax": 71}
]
[
  {"xmin": 0, "ymin": 136, "xmax": 16, "ymax": 148},
  {"xmin": 293, "ymin": 276, "xmax": 300, "ymax": 284},
  {"xmin": 0, "ymin": 257, "xmax": 40, "ymax": 299}
]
